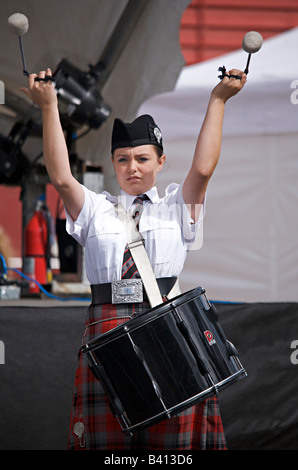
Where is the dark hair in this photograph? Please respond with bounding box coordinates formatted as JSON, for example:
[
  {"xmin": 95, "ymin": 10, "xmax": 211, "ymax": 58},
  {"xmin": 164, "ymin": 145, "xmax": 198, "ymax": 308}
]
[{"xmin": 155, "ymin": 146, "xmax": 164, "ymax": 159}]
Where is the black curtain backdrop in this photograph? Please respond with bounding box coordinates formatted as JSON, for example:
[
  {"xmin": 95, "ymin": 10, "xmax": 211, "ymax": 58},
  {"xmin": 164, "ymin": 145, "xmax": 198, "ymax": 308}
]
[{"xmin": 0, "ymin": 300, "xmax": 297, "ymax": 450}]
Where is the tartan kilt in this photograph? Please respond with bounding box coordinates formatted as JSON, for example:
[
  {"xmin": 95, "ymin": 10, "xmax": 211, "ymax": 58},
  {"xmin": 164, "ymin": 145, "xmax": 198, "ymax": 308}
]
[{"xmin": 68, "ymin": 302, "xmax": 227, "ymax": 450}]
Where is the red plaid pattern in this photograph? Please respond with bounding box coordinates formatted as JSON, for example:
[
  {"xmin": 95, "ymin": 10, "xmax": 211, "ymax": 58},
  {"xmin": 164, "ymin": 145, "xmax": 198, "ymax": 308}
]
[{"xmin": 68, "ymin": 303, "xmax": 227, "ymax": 450}]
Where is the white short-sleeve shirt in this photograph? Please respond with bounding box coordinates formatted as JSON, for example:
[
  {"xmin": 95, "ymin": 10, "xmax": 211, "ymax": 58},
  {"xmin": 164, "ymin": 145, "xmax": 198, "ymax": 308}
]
[{"xmin": 65, "ymin": 183, "xmax": 205, "ymax": 285}]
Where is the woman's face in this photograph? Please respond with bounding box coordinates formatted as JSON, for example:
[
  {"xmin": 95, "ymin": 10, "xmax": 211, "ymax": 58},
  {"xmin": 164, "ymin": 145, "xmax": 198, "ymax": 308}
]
[{"xmin": 111, "ymin": 145, "xmax": 165, "ymax": 195}]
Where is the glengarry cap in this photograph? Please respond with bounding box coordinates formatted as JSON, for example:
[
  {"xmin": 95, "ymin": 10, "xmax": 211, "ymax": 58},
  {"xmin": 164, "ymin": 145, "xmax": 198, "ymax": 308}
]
[{"xmin": 111, "ymin": 114, "xmax": 163, "ymax": 153}]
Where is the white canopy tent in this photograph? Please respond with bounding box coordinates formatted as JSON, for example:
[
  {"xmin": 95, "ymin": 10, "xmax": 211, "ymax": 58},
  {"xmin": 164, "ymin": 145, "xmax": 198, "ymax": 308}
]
[{"xmin": 139, "ymin": 28, "xmax": 298, "ymax": 302}]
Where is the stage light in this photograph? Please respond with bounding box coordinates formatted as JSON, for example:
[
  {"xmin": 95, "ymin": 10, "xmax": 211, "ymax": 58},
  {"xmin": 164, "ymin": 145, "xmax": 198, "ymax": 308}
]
[
  {"xmin": 53, "ymin": 59, "xmax": 112, "ymax": 130},
  {"xmin": 8, "ymin": 13, "xmax": 112, "ymax": 131}
]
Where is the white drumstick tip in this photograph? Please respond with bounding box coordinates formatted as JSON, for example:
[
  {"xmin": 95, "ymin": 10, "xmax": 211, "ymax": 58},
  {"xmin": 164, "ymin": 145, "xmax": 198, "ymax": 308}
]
[
  {"xmin": 242, "ymin": 31, "xmax": 263, "ymax": 54},
  {"xmin": 7, "ymin": 12, "xmax": 29, "ymax": 36}
]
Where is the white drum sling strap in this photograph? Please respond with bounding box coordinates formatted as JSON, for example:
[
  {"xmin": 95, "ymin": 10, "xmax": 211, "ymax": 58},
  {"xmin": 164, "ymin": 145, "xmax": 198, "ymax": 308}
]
[{"xmin": 115, "ymin": 202, "xmax": 180, "ymax": 307}]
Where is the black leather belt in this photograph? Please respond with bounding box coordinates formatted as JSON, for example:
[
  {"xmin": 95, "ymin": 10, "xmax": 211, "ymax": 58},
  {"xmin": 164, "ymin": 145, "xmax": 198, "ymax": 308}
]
[{"xmin": 91, "ymin": 277, "xmax": 177, "ymax": 305}]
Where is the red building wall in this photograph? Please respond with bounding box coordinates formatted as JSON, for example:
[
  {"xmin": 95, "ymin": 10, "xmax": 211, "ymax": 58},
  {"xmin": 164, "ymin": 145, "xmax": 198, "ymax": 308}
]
[{"xmin": 180, "ymin": 0, "xmax": 298, "ymax": 64}]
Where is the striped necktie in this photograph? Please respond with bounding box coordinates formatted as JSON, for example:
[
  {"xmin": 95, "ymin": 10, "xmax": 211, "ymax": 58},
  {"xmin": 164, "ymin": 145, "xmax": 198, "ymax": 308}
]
[{"xmin": 121, "ymin": 195, "xmax": 148, "ymax": 279}]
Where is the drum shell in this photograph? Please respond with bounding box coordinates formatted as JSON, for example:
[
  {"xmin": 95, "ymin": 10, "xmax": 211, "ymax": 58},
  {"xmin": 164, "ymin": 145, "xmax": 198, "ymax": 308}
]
[{"xmin": 82, "ymin": 287, "xmax": 246, "ymax": 434}]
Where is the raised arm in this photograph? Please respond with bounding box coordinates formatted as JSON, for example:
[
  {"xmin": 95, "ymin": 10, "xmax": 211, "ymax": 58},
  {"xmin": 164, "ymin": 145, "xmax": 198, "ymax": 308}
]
[
  {"xmin": 183, "ymin": 69, "xmax": 247, "ymax": 221},
  {"xmin": 21, "ymin": 69, "xmax": 84, "ymax": 221}
]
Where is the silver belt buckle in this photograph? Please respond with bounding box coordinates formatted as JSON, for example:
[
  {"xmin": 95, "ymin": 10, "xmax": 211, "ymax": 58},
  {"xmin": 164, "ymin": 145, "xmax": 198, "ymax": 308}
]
[{"xmin": 111, "ymin": 279, "xmax": 143, "ymax": 304}]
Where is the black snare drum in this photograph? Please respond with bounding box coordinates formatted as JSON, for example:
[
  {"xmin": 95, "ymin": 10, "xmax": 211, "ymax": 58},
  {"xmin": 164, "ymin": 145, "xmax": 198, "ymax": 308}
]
[{"xmin": 81, "ymin": 287, "xmax": 246, "ymax": 435}]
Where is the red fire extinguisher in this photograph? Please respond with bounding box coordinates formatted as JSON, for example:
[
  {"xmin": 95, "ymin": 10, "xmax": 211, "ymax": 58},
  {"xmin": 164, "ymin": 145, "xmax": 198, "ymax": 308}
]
[{"xmin": 24, "ymin": 196, "xmax": 52, "ymax": 293}]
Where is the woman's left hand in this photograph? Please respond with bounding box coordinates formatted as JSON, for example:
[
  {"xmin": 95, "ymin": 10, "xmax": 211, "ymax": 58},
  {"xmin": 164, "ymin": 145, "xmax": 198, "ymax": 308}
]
[{"xmin": 212, "ymin": 69, "xmax": 247, "ymax": 103}]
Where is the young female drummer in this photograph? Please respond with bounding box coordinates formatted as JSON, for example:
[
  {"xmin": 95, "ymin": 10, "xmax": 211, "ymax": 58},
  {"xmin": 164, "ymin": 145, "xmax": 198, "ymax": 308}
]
[{"xmin": 22, "ymin": 67, "xmax": 246, "ymax": 450}]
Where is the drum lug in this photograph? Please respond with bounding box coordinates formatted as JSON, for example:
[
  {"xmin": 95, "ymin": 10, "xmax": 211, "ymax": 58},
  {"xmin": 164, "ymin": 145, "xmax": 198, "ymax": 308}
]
[
  {"xmin": 226, "ymin": 340, "xmax": 239, "ymax": 357},
  {"xmin": 209, "ymin": 303, "xmax": 219, "ymax": 321},
  {"xmin": 199, "ymin": 293, "xmax": 211, "ymax": 311},
  {"xmin": 119, "ymin": 411, "xmax": 131, "ymax": 431},
  {"xmin": 172, "ymin": 307, "xmax": 215, "ymax": 386}
]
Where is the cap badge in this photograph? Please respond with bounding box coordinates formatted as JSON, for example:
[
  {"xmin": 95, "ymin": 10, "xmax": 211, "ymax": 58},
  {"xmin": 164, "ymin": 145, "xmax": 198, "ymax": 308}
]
[{"xmin": 154, "ymin": 126, "xmax": 162, "ymax": 144}]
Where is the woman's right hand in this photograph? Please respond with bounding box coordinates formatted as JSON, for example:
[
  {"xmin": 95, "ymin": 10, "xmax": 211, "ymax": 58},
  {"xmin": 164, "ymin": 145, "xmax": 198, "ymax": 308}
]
[{"xmin": 20, "ymin": 68, "xmax": 57, "ymax": 110}]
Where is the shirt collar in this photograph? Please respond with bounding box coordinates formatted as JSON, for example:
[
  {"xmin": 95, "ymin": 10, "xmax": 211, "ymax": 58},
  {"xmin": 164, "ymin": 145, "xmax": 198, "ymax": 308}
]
[{"xmin": 119, "ymin": 186, "xmax": 159, "ymax": 211}]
